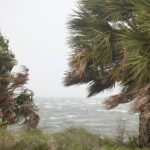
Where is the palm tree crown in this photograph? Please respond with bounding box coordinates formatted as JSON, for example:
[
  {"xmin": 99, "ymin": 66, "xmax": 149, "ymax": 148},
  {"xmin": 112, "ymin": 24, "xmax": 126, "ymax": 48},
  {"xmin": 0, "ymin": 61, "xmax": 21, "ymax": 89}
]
[{"xmin": 64, "ymin": 0, "xmax": 150, "ymax": 112}]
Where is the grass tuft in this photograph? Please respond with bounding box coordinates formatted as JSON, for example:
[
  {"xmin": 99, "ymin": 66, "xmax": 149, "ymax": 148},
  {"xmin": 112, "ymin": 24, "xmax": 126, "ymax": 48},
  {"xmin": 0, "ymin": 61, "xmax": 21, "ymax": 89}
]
[{"xmin": 0, "ymin": 127, "xmax": 149, "ymax": 150}]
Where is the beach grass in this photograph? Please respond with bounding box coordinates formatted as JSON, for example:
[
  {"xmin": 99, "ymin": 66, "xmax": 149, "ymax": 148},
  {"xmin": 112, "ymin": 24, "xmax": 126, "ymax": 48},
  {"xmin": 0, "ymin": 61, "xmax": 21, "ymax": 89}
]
[{"xmin": 0, "ymin": 127, "xmax": 148, "ymax": 150}]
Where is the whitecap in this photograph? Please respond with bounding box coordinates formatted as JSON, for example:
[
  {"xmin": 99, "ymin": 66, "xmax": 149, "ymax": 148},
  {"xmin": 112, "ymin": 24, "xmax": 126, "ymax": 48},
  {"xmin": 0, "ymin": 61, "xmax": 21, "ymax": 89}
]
[
  {"xmin": 66, "ymin": 115, "xmax": 77, "ymax": 118},
  {"xmin": 49, "ymin": 116, "xmax": 64, "ymax": 120},
  {"xmin": 49, "ymin": 117, "xmax": 57, "ymax": 120},
  {"xmin": 44, "ymin": 106, "xmax": 53, "ymax": 108}
]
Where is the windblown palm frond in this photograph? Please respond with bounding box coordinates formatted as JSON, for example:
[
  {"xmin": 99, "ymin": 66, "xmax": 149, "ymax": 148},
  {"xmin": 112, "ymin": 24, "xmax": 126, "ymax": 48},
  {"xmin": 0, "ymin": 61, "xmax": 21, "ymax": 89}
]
[
  {"xmin": 0, "ymin": 33, "xmax": 39, "ymax": 129},
  {"xmin": 13, "ymin": 88, "xmax": 40, "ymax": 129},
  {"xmin": 64, "ymin": 50, "xmax": 98, "ymax": 86},
  {"xmin": 64, "ymin": 0, "xmax": 150, "ymax": 111},
  {"xmin": 64, "ymin": 69, "xmax": 96, "ymax": 86},
  {"xmin": 19, "ymin": 101, "xmax": 39, "ymax": 130},
  {"xmin": 104, "ymin": 84, "xmax": 150, "ymax": 115},
  {"xmin": 88, "ymin": 76, "xmax": 115, "ymax": 97}
]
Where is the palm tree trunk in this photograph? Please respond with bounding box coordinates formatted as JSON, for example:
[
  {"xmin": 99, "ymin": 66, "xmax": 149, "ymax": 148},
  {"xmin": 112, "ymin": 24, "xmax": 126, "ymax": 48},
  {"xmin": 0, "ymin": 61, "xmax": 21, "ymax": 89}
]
[{"xmin": 139, "ymin": 110, "xmax": 150, "ymax": 148}]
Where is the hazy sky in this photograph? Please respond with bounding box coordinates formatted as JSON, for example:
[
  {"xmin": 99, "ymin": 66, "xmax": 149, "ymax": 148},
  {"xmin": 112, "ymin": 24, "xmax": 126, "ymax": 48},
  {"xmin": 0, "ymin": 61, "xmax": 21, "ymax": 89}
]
[{"xmin": 0, "ymin": 0, "xmax": 120, "ymax": 98}]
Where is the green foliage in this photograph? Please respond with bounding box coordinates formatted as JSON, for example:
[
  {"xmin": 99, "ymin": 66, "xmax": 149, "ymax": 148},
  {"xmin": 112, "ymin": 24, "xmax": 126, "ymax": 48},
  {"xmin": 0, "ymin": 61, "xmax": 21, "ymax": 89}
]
[
  {"xmin": 0, "ymin": 117, "xmax": 7, "ymax": 129},
  {"xmin": 53, "ymin": 127, "xmax": 104, "ymax": 150},
  {"xmin": 0, "ymin": 33, "xmax": 39, "ymax": 129},
  {"xmin": 10, "ymin": 129, "xmax": 49, "ymax": 150},
  {"xmin": 0, "ymin": 127, "xmax": 148, "ymax": 150},
  {"xmin": 65, "ymin": 0, "xmax": 150, "ymax": 95},
  {"xmin": 13, "ymin": 89, "xmax": 39, "ymax": 129}
]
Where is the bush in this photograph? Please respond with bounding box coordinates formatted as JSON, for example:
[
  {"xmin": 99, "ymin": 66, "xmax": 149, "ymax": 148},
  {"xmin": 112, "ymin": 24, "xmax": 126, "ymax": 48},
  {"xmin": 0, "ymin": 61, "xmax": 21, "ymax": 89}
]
[{"xmin": 0, "ymin": 127, "xmax": 148, "ymax": 150}]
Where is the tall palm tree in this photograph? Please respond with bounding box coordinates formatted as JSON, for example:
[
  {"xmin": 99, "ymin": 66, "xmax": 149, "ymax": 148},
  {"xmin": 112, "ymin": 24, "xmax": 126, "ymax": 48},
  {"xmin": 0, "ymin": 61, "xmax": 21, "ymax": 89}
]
[
  {"xmin": 64, "ymin": 0, "xmax": 150, "ymax": 147},
  {"xmin": 0, "ymin": 34, "xmax": 39, "ymax": 129}
]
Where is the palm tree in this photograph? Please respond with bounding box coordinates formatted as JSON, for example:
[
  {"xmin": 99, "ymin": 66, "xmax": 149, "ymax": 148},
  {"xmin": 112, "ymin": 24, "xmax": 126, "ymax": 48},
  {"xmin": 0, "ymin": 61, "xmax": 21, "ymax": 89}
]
[
  {"xmin": 64, "ymin": 0, "xmax": 150, "ymax": 147},
  {"xmin": 0, "ymin": 34, "xmax": 39, "ymax": 129}
]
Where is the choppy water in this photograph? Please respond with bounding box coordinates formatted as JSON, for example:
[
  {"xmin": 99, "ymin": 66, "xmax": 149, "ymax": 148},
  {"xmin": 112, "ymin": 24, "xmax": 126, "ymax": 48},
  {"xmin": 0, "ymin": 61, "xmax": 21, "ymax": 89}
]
[{"xmin": 34, "ymin": 97, "xmax": 139, "ymax": 137}]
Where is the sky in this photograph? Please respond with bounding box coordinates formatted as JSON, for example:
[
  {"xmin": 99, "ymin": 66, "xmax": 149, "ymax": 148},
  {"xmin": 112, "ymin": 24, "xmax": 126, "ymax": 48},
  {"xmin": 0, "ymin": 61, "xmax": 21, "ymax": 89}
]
[{"xmin": 0, "ymin": 0, "xmax": 120, "ymax": 98}]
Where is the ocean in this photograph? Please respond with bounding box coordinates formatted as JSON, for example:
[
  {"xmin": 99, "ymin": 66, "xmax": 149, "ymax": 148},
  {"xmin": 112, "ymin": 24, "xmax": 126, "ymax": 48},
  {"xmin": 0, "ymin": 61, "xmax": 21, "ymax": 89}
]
[{"xmin": 33, "ymin": 97, "xmax": 139, "ymax": 137}]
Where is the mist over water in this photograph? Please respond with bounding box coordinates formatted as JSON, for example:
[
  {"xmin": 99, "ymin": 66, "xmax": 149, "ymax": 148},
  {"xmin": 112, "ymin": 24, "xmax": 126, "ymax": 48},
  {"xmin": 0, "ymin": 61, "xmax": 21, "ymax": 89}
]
[{"xmin": 35, "ymin": 97, "xmax": 138, "ymax": 137}]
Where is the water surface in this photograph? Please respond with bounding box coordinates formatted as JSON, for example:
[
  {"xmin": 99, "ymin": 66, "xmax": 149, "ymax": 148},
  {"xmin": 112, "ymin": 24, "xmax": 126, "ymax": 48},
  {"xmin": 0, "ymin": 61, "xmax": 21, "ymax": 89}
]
[{"xmin": 35, "ymin": 97, "xmax": 139, "ymax": 137}]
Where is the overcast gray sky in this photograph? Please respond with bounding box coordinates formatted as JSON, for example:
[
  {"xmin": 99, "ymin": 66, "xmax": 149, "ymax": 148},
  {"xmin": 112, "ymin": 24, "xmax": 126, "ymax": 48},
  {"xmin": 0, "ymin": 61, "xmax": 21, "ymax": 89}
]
[{"xmin": 0, "ymin": 0, "xmax": 120, "ymax": 98}]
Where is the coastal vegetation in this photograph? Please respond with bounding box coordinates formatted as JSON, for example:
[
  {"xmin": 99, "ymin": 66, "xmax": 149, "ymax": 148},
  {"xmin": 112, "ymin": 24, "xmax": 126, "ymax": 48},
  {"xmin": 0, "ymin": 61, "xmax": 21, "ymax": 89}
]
[
  {"xmin": 0, "ymin": 34, "xmax": 39, "ymax": 129},
  {"xmin": 0, "ymin": 0, "xmax": 150, "ymax": 149},
  {"xmin": 0, "ymin": 127, "xmax": 148, "ymax": 150},
  {"xmin": 64, "ymin": 0, "xmax": 150, "ymax": 147}
]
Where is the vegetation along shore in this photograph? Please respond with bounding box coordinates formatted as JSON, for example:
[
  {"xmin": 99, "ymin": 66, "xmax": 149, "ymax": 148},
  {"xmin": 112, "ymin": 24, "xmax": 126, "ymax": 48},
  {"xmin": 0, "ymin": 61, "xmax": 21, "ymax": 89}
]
[{"xmin": 0, "ymin": 127, "xmax": 149, "ymax": 150}]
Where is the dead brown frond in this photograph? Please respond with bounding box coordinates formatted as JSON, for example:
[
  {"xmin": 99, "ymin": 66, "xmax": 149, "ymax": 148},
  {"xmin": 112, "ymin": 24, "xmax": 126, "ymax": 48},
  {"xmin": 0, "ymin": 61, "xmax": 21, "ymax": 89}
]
[
  {"xmin": 104, "ymin": 89, "xmax": 138, "ymax": 110},
  {"xmin": 2, "ymin": 110, "xmax": 16, "ymax": 124},
  {"xmin": 64, "ymin": 70, "xmax": 80, "ymax": 86},
  {"xmin": 10, "ymin": 66, "xmax": 29, "ymax": 90},
  {"xmin": 0, "ymin": 91, "xmax": 16, "ymax": 124},
  {"xmin": 131, "ymin": 84, "xmax": 150, "ymax": 114},
  {"xmin": 64, "ymin": 69, "xmax": 97, "ymax": 86},
  {"xmin": 104, "ymin": 84, "xmax": 150, "ymax": 113},
  {"xmin": 88, "ymin": 76, "xmax": 115, "ymax": 97}
]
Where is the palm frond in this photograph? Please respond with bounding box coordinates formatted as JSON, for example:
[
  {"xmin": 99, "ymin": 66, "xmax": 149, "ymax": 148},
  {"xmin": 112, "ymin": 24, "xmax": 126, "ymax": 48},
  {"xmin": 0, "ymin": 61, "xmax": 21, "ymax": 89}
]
[{"xmin": 64, "ymin": 0, "xmax": 150, "ymax": 110}]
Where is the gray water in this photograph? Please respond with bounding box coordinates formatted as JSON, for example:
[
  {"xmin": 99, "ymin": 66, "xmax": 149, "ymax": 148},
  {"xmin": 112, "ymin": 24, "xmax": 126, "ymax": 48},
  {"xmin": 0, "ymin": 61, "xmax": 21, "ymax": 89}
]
[{"xmin": 34, "ymin": 97, "xmax": 139, "ymax": 137}]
